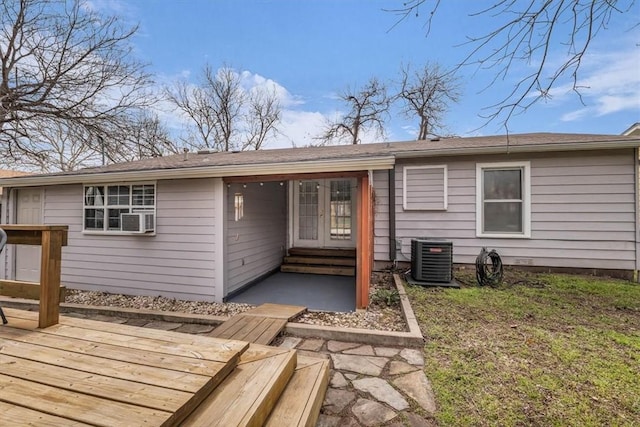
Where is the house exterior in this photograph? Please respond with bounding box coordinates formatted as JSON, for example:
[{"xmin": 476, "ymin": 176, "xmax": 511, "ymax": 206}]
[{"xmin": 1, "ymin": 133, "xmax": 639, "ymax": 309}]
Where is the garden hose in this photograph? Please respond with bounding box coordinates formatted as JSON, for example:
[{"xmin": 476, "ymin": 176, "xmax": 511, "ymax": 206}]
[{"xmin": 476, "ymin": 247, "xmax": 503, "ymax": 286}]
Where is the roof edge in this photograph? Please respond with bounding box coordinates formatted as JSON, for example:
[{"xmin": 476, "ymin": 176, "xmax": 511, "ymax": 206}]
[
  {"xmin": 394, "ymin": 139, "xmax": 640, "ymax": 159},
  {"xmin": 0, "ymin": 156, "xmax": 396, "ymax": 187}
]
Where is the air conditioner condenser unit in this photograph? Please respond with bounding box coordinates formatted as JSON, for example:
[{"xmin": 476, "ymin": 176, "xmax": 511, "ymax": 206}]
[{"xmin": 411, "ymin": 238, "xmax": 453, "ymax": 283}]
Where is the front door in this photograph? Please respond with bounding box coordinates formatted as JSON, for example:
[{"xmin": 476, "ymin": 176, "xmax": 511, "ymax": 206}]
[
  {"xmin": 293, "ymin": 178, "xmax": 356, "ymax": 248},
  {"xmin": 15, "ymin": 188, "xmax": 43, "ymax": 282}
]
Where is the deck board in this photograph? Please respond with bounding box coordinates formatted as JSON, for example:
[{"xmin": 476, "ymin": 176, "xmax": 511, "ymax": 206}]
[
  {"xmin": 242, "ymin": 303, "xmax": 307, "ymax": 320},
  {"xmin": 0, "ymin": 308, "xmax": 247, "ymax": 426},
  {"xmin": 210, "ymin": 314, "xmax": 287, "ymax": 345}
]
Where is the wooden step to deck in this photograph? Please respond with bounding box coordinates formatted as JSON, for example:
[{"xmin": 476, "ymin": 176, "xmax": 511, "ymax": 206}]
[
  {"xmin": 281, "ymin": 264, "xmax": 356, "ymax": 276},
  {"xmin": 265, "ymin": 355, "xmax": 330, "ymax": 427},
  {"xmin": 181, "ymin": 344, "xmax": 297, "ymax": 426}
]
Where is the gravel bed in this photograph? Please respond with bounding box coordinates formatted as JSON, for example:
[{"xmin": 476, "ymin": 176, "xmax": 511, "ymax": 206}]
[{"xmin": 64, "ymin": 272, "xmax": 407, "ymax": 332}]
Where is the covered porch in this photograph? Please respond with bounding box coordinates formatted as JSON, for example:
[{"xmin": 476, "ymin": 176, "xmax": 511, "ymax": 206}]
[
  {"xmin": 228, "ymin": 271, "xmax": 356, "ymax": 312},
  {"xmin": 222, "ymin": 171, "xmax": 374, "ymax": 310}
]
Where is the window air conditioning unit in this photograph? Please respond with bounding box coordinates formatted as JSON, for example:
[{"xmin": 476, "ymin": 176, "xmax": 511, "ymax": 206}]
[
  {"xmin": 411, "ymin": 239, "xmax": 453, "ymax": 283},
  {"xmin": 121, "ymin": 213, "xmax": 154, "ymax": 233}
]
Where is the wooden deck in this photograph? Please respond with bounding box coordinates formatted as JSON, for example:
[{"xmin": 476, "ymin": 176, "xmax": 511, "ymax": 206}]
[{"xmin": 0, "ymin": 307, "xmax": 328, "ymax": 426}]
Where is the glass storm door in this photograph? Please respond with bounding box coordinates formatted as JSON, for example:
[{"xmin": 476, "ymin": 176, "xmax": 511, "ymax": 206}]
[{"xmin": 293, "ymin": 179, "xmax": 356, "ymax": 248}]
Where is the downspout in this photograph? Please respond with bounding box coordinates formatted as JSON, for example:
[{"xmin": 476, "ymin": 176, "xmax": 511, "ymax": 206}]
[
  {"xmin": 388, "ymin": 168, "xmax": 396, "ymax": 262},
  {"xmin": 635, "ymin": 148, "xmax": 640, "ymax": 282}
]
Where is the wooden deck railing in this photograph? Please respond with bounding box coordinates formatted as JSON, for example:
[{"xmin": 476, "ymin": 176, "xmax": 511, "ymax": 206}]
[{"xmin": 1, "ymin": 225, "xmax": 68, "ymax": 328}]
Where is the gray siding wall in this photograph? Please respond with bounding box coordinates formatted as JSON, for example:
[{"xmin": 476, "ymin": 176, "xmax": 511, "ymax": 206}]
[
  {"xmin": 373, "ymin": 149, "xmax": 637, "ymax": 271},
  {"xmin": 403, "ymin": 165, "xmax": 446, "ymax": 210},
  {"xmin": 42, "ymin": 178, "xmax": 221, "ymax": 301},
  {"xmin": 226, "ymin": 181, "xmax": 287, "ymax": 295}
]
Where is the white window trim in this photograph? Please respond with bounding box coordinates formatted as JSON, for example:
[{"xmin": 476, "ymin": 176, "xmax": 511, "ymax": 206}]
[
  {"xmin": 403, "ymin": 165, "xmax": 448, "ymax": 211},
  {"xmin": 82, "ymin": 181, "xmax": 157, "ymax": 235},
  {"xmin": 476, "ymin": 161, "xmax": 531, "ymax": 238}
]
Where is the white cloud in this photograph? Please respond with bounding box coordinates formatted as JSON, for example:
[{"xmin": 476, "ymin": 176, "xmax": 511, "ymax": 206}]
[
  {"xmin": 550, "ymin": 48, "xmax": 640, "ymax": 121},
  {"xmin": 239, "ymin": 71, "xmax": 304, "ymax": 108},
  {"xmin": 268, "ymin": 110, "xmax": 327, "ymax": 148}
]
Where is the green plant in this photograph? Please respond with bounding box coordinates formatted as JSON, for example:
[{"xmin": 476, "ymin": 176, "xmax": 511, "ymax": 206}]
[{"xmin": 371, "ymin": 288, "xmax": 400, "ymax": 307}]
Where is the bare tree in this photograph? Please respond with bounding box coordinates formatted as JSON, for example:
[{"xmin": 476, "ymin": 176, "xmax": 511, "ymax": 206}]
[
  {"xmin": 387, "ymin": 0, "xmax": 636, "ymax": 127},
  {"xmin": 107, "ymin": 113, "xmax": 180, "ymax": 164},
  {"xmin": 243, "ymin": 87, "xmax": 282, "ymax": 150},
  {"xmin": 397, "ymin": 63, "xmax": 460, "ymax": 140},
  {"xmin": 320, "ymin": 78, "xmax": 390, "ymax": 145},
  {"xmin": 0, "ymin": 0, "xmax": 152, "ymax": 166},
  {"xmin": 4, "ymin": 120, "xmax": 100, "ymax": 172},
  {"xmin": 166, "ymin": 64, "xmax": 281, "ymax": 151}
]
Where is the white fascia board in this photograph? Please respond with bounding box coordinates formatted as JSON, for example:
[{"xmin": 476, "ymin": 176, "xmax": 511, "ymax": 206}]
[
  {"xmin": 0, "ymin": 156, "xmax": 396, "ymax": 188},
  {"xmin": 394, "ymin": 140, "xmax": 640, "ymax": 159}
]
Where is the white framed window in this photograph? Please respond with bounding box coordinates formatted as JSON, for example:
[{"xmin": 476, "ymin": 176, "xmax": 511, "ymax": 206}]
[
  {"xmin": 476, "ymin": 162, "xmax": 531, "ymax": 238},
  {"xmin": 83, "ymin": 183, "xmax": 156, "ymax": 233},
  {"xmin": 403, "ymin": 165, "xmax": 448, "ymax": 210}
]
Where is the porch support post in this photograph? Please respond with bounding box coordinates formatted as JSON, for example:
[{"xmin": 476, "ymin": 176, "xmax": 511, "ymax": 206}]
[{"xmin": 356, "ymin": 174, "xmax": 373, "ymax": 309}]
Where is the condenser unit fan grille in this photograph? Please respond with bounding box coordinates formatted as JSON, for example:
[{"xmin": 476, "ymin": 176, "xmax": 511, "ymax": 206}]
[{"xmin": 411, "ymin": 239, "xmax": 453, "ymax": 283}]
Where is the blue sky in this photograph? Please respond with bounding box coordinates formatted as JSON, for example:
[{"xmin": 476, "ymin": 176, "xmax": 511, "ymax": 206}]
[{"xmin": 94, "ymin": 1, "xmax": 639, "ymax": 148}]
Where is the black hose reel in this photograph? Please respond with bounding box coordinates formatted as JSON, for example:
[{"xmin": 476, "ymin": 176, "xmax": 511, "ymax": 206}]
[{"xmin": 476, "ymin": 247, "xmax": 503, "ymax": 286}]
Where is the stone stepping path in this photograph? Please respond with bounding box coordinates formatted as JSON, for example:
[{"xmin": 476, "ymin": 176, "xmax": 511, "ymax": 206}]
[{"xmin": 279, "ymin": 337, "xmax": 437, "ymax": 426}]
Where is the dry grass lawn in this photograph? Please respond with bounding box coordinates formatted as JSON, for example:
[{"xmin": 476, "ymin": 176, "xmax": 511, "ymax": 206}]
[{"xmin": 406, "ymin": 270, "xmax": 640, "ymax": 426}]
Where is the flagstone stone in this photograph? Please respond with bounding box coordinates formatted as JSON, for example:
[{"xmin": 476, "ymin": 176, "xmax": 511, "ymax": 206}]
[
  {"xmin": 323, "ymin": 388, "xmax": 356, "ymax": 414},
  {"xmin": 336, "ymin": 418, "xmax": 360, "ymax": 427},
  {"xmin": 343, "ymin": 345, "xmax": 375, "ymax": 356},
  {"xmin": 90, "ymin": 314, "xmax": 127, "ymax": 324},
  {"xmin": 352, "ymin": 377, "xmax": 409, "ymax": 411},
  {"xmin": 344, "ymin": 373, "xmax": 358, "ymax": 380},
  {"xmin": 351, "ymin": 398, "xmax": 398, "ymax": 426},
  {"xmin": 388, "ymin": 360, "xmax": 420, "ymax": 376},
  {"xmin": 392, "ymin": 371, "xmax": 437, "ymax": 414},
  {"xmin": 400, "ymin": 348, "xmax": 424, "ymax": 366},
  {"xmin": 330, "ymin": 371, "xmax": 349, "ymax": 388},
  {"xmin": 143, "ymin": 321, "xmax": 182, "ymax": 331},
  {"xmin": 331, "ymin": 354, "xmax": 388, "ymax": 376},
  {"xmin": 327, "ymin": 340, "xmax": 361, "ymax": 353},
  {"xmin": 174, "ymin": 323, "xmax": 214, "ymax": 334},
  {"xmin": 374, "ymin": 346, "xmax": 401, "ymax": 357},
  {"xmin": 278, "ymin": 336, "xmax": 302, "ymax": 349},
  {"xmin": 124, "ymin": 318, "xmax": 151, "ymax": 327},
  {"xmin": 298, "ymin": 338, "xmax": 324, "ymax": 351},
  {"xmin": 316, "ymin": 414, "xmax": 341, "ymax": 427},
  {"xmin": 406, "ymin": 412, "xmax": 437, "ymax": 427}
]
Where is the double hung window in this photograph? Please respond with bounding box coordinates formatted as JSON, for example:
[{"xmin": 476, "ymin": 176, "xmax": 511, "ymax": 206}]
[
  {"xmin": 83, "ymin": 183, "xmax": 155, "ymax": 232},
  {"xmin": 476, "ymin": 162, "xmax": 530, "ymax": 237}
]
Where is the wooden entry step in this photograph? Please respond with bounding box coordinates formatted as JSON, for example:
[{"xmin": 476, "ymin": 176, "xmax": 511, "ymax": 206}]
[
  {"xmin": 284, "ymin": 256, "xmax": 356, "ymax": 267},
  {"xmin": 282, "ymin": 247, "xmax": 356, "ymax": 276},
  {"xmin": 288, "ymin": 247, "xmax": 356, "ymax": 258},
  {"xmin": 281, "ymin": 264, "xmax": 355, "ymax": 276}
]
